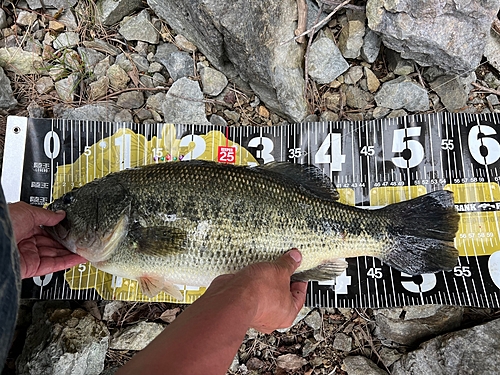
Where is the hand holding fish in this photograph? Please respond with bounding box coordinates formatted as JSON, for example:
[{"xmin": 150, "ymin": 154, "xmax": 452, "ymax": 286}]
[
  {"xmin": 8, "ymin": 202, "xmax": 85, "ymax": 279},
  {"xmin": 117, "ymin": 250, "xmax": 307, "ymax": 375}
]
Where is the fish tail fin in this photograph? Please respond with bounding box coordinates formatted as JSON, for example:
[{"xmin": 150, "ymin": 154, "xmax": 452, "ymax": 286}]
[{"xmin": 380, "ymin": 190, "xmax": 460, "ymax": 275}]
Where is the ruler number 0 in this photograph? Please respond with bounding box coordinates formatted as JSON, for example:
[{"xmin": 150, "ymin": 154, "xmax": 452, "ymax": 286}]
[
  {"xmin": 391, "ymin": 127, "xmax": 424, "ymax": 168},
  {"xmin": 468, "ymin": 125, "xmax": 500, "ymax": 165}
]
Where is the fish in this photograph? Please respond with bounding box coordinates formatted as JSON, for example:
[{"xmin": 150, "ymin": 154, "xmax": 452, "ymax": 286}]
[{"xmin": 45, "ymin": 160, "xmax": 460, "ymax": 300}]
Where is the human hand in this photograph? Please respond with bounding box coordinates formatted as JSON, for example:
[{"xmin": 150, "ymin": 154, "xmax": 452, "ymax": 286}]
[
  {"xmin": 8, "ymin": 201, "xmax": 86, "ymax": 279},
  {"xmin": 205, "ymin": 249, "xmax": 308, "ymax": 333}
]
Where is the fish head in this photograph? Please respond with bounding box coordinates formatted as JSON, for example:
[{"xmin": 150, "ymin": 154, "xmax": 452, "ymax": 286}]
[{"xmin": 45, "ymin": 179, "xmax": 131, "ymax": 263}]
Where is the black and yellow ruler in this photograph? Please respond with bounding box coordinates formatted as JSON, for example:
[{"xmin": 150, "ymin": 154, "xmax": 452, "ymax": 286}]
[{"xmin": 2, "ymin": 113, "xmax": 500, "ymax": 308}]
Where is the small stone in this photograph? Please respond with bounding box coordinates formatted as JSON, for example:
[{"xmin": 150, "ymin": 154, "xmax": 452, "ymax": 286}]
[
  {"xmin": 246, "ymin": 357, "xmax": 264, "ymax": 371},
  {"xmin": 94, "ymin": 56, "xmax": 112, "ymax": 80},
  {"xmin": 102, "ymin": 301, "xmax": 126, "ymax": 321},
  {"xmin": 386, "ymin": 50, "xmax": 414, "ymax": 76},
  {"xmin": 152, "ymin": 72, "xmax": 167, "ymax": 86},
  {"xmin": 302, "ymin": 339, "xmax": 318, "ymax": 357},
  {"xmin": 342, "ymin": 356, "xmax": 388, "ymax": 375},
  {"xmin": 49, "ymin": 20, "xmax": 65, "ymax": 32},
  {"xmin": 223, "ymin": 109, "xmax": 240, "ymax": 123},
  {"xmin": 209, "ymin": 114, "xmax": 227, "ymax": 127},
  {"xmin": 374, "ymin": 76, "xmax": 429, "ymax": 112},
  {"xmin": 116, "ymin": 91, "xmax": 144, "ymax": 109},
  {"xmin": 387, "ymin": 109, "xmax": 407, "ymax": 118},
  {"xmin": 114, "ymin": 109, "xmax": 134, "ymax": 123},
  {"xmin": 162, "ymin": 77, "xmax": 209, "ymax": 124},
  {"xmin": 35, "ymin": 76, "xmax": 54, "ymax": 94},
  {"xmin": 347, "ymin": 112, "xmax": 364, "ymax": 122},
  {"xmin": 17, "ymin": 11, "xmax": 38, "ymax": 27},
  {"xmin": 338, "ymin": 20, "xmax": 365, "ymax": 59},
  {"xmin": 78, "ymin": 47, "xmax": 105, "ymax": 69},
  {"xmin": 107, "ymin": 64, "xmax": 130, "ymax": 90},
  {"xmin": 379, "ymin": 347, "xmax": 402, "ymax": 368},
  {"xmin": 53, "ymin": 32, "xmax": 80, "ymax": 49},
  {"xmin": 83, "ymin": 39, "xmax": 121, "ymax": 56},
  {"xmin": 148, "ymin": 62, "xmax": 163, "ymax": 74},
  {"xmin": 0, "ymin": 67, "xmax": 17, "ymax": 109},
  {"xmin": 308, "ymin": 36, "xmax": 349, "ymax": 84},
  {"xmin": 430, "ymin": 75, "xmax": 468, "ymax": 112},
  {"xmin": 146, "ymin": 92, "xmax": 166, "ymax": 113},
  {"xmin": 175, "ymin": 34, "xmax": 197, "ymax": 52},
  {"xmin": 333, "ymin": 333, "xmax": 352, "ymax": 352},
  {"xmin": 344, "ymin": 66, "xmax": 364, "ymax": 85},
  {"xmin": 135, "ymin": 108, "xmax": 153, "ymax": 121},
  {"xmin": 130, "ymin": 54, "xmax": 150, "ymax": 73},
  {"xmin": 42, "ymin": 44, "xmax": 56, "ymax": 60},
  {"xmin": 0, "ymin": 47, "xmax": 44, "ymax": 74},
  {"xmin": 199, "ymin": 66, "xmax": 228, "ymax": 96},
  {"xmin": 48, "ymin": 65, "xmax": 67, "ymax": 81},
  {"xmin": 110, "ymin": 321, "xmax": 165, "ymax": 351},
  {"xmin": 364, "ymin": 67, "xmax": 380, "ymax": 93},
  {"xmin": 258, "ymin": 105, "xmax": 270, "ymax": 118},
  {"xmin": 487, "ymin": 94, "xmax": 499, "ymax": 106},
  {"xmin": 320, "ymin": 110, "xmax": 339, "ymax": 122},
  {"xmin": 89, "ymin": 76, "xmax": 109, "ymax": 100},
  {"xmin": 304, "ymin": 310, "xmax": 322, "ymax": 331},
  {"xmin": 98, "ymin": 0, "xmax": 143, "ymax": 26},
  {"xmin": 62, "ymin": 50, "xmax": 82, "ymax": 72},
  {"xmin": 345, "ymin": 85, "xmax": 373, "ymax": 109},
  {"xmin": 55, "ymin": 73, "xmax": 79, "ymax": 102},
  {"xmin": 373, "ymin": 106, "xmax": 391, "ymax": 119},
  {"xmin": 276, "ymin": 354, "xmax": 307, "ymax": 371},
  {"xmin": 361, "ymin": 30, "xmax": 381, "ymax": 63},
  {"xmin": 0, "ymin": 8, "xmax": 7, "ymax": 29},
  {"xmin": 119, "ymin": 10, "xmax": 159, "ymax": 44},
  {"xmin": 27, "ymin": 101, "xmax": 45, "ymax": 118},
  {"xmin": 140, "ymin": 75, "xmax": 154, "ymax": 88},
  {"xmin": 161, "ymin": 51, "xmax": 194, "ymax": 81}
]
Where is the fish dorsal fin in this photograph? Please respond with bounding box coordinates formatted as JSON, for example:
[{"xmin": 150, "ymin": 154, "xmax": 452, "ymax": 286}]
[
  {"xmin": 259, "ymin": 162, "xmax": 339, "ymax": 201},
  {"xmin": 129, "ymin": 225, "xmax": 187, "ymax": 257}
]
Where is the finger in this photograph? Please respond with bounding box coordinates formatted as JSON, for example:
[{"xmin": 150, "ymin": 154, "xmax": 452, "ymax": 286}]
[
  {"xmin": 290, "ymin": 281, "xmax": 308, "ymax": 312},
  {"xmin": 274, "ymin": 249, "xmax": 302, "ymax": 276},
  {"xmin": 30, "ymin": 206, "xmax": 66, "ymax": 227}
]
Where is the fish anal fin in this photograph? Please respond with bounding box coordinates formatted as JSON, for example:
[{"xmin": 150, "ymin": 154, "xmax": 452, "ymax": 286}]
[
  {"xmin": 291, "ymin": 259, "xmax": 348, "ymax": 282},
  {"xmin": 138, "ymin": 276, "xmax": 184, "ymax": 301},
  {"xmin": 130, "ymin": 226, "xmax": 187, "ymax": 257}
]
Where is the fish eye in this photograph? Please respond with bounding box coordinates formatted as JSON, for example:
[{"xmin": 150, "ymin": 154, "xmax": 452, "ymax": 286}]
[{"xmin": 62, "ymin": 193, "xmax": 74, "ymax": 205}]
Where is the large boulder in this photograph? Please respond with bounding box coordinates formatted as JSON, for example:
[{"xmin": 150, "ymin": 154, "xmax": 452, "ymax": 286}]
[
  {"xmin": 366, "ymin": 0, "xmax": 500, "ymax": 74},
  {"xmin": 147, "ymin": 0, "xmax": 308, "ymax": 123}
]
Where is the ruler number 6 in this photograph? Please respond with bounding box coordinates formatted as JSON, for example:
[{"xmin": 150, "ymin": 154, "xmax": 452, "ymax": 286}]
[
  {"xmin": 468, "ymin": 125, "xmax": 500, "ymax": 165},
  {"xmin": 391, "ymin": 127, "xmax": 424, "ymax": 168}
]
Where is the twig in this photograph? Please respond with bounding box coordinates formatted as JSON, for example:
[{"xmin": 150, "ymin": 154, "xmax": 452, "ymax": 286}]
[
  {"xmin": 492, "ymin": 18, "xmax": 500, "ymax": 36},
  {"xmin": 471, "ymin": 82, "xmax": 500, "ymax": 96},
  {"xmin": 295, "ymin": 0, "xmax": 307, "ymax": 44}
]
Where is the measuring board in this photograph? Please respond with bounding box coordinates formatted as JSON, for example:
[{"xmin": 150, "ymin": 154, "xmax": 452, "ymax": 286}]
[{"xmin": 2, "ymin": 113, "xmax": 500, "ymax": 308}]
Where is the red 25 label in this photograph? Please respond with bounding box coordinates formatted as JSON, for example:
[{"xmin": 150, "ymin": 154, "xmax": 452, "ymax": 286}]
[{"xmin": 218, "ymin": 146, "xmax": 236, "ymax": 164}]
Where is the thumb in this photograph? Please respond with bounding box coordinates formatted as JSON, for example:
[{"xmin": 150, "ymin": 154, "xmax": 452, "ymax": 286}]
[
  {"xmin": 27, "ymin": 205, "xmax": 66, "ymax": 227},
  {"xmin": 274, "ymin": 249, "xmax": 302, "ymax": 276}
]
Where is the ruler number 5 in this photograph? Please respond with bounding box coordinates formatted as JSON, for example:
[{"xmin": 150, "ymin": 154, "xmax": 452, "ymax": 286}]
[{"xmin": 392, "ymin": 127, "xmax": 424, "ymax": 168}]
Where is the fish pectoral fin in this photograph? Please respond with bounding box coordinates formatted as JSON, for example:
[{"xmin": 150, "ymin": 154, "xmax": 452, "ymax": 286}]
[
  {"xmin": 130, "ymin": 226, "xmax": 187, "ymax": 257},
  {"xmin": 138, "ymin": 276, "xmax": 184, "ymax": 301},
  {"xmin": 291, "ymin": 259, "xmax": 348, "ymax": 282}
]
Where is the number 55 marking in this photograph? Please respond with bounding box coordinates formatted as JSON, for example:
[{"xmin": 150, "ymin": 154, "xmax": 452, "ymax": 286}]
[{"xmin": 392, "ymin": 127, "xmax": 424, "ymax": 168}]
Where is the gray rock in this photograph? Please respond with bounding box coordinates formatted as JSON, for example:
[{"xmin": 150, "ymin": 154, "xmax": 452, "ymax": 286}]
[
  {"xmin": 308, "ymin": 36, "xmax": 349, "ymax": 84},
  {"xmin": 0, "ymin": 8, "xmax": 7, "ymax": 29},
  {"xmin": 374, "ymin": 76, "xmax": 429, "ymax": 112},
  {"xmin": 430, "ymin": 75, "xmax": 468, "ymax": 112},
  {"xmin": 386, "ymin": 49, "xmax": 414, "ymax": 76},
  {"xmin": 97, "ymin": 0, "xmax": 143, "ymax": 26},
  {"xmin": 114, "ymin": 109, "xmax": 134, "ymax": 123},
  {"xmin": 378, "ymin": 347, "xmax": 402, "ymax": 368},
  {"xmin": 154, "ymin": 43, "xmax": 178, "ymax": 67},
  {"xmin": 116, "ymin": 91, "xmax": 145, "ymax": 109},
  {"xmin": 115, "ymin": 53, "xmax": 135, "ymax": 72},
  {"xmin": 387, "ymin": 109, "xmax": 407, "ymax": 118},
  {"xmin": 162, "ymin": 77, "xmax": 210, "ymax": 124},
  {"xmin": 110, "ymin": 321, "xmax": 165, "ymax": 350},
  {"xmin": 345, "ymin": 85, "xmax": 373, "ymax": 109},
  {"xmin": 119, "ymin": 9, "xmax": 159, "ymax": 44},
  {"xmin": 16, "ymin": 301, "xmax": 109, "ymax": 375},
  {"xmin": 200, "ymin": 66, "xmax": 228, "ymax": 96},
  {"xmin": 130, "ymin": 54, "xmax": 150, "ymax": 72},
  {"xmin": 304, "ymin": 310, "xmax": 322, "ymax": 331},
  {"xmin": 333, "ymin": 333, "xmax": 352, "ymax": 352},
  {"xmin": 223, "ymin": 109, "xmax": 240, "ymax": 123},
  {"xmin": 373, "ymin": 106, "xmax": 390, "ymax": 119},
  {"xmin": 277, "ymin": 306, "xmax": 312, "ymax": 333},
  {"xmin": 392, "ymin": 318, "xmax": 500, "ymax": 375},
  {"xmin": 148, "ymin": 62, "xmax": 163, "ymax": 74},
  {"xmin": 276, "ymin": 354, "xmax": 307, "ymax": 371},
  {"xmin": 94, "ymin": 56, "xmax": 112, "ymax": 80},
  {"xmin": 55, "ymin": 73, "xmax": 79, "ymax": 102},
  {"xmin": 342, "ymin": 356, "xmax": 388, "ymax": 375},
  {"xmin": 53, "ymin": 32, "xmax": 80, "ymax": 49},
  {"xmin": 26, "ymin": 0, "xmax": 78, "ymax": 10},
  {"xmin": 361, "ymin": 29, "xmax": 381, "ymax": 63},
  {"xmin": 78, "ymin": 47, "xmax": 105, "ymax": 69},
  {"xmin": 61, "ymin": 50, "xmax": 82, "ymax": 71},
  {"xmin": 152, "ymin": 72, "xmax": 167, "ymax": 86},
  {"xmin": 485, "ymin": 28, "xmax": 500, "ymax": 73},
  {"xmin": 0, "ymin": 47, "xmax": 44, "ymax": 74},
  {"xmin": 135, "ymin": 108, "xmax": 153, "ymax": 121},
  {"xmin": 107, "ymin": 64, "xmax": 130, "ymax": 90},
  {"xmin": 148, "ymin": 0, "xmax": 307, "ymax": 122},
  {"xmin": 320, "ymin": 110, "xmax": 339, "ymax": 122},
  {"xmin": 344, "ymin": 65, "xmax": 364, "ymax": 85},
  {"xmin": 484, "ymin": 72, "xmax": 500, "ymax": 90},
  {"xmin": 487, "ymin": 94, "xmax": 500, "ymax": 107},
  {"xmin": 146, "ymin": 92, "xmax": 166, "ymax": 113},
  {"xmin": 16, "ymin": 11, "xmax": 38, "ymax": 26},
  {"xmin": 27, "ymin": 102, "xmax": 46, "ymax": 118},
  {"xmin": 338, "ymin": 20, "xmax": 365, "ymax": 59},
  {"xmin": 35, "ymin": 76, "xmax": 54, "ymax": 95},
  {"xmin": 54, "ymin": 103, "xmax": 120, "ymax": 121},
  {"xmin": 140, "ymin": 75, "xmax": 154, "ymax": 88},
  {"xmin": 175, "ymin": 34, "xmax": 197, "ymax": 53},
  {"xmin": 102, "ymin": 301, "xmax": 127, "ymax": 321},
  {"xmin": 160, "ymin": 51, "xmax": 193, "ymax": 81},
  {"xmin": 366, "ymin": 0, "xmax": 500, "ymax": 74},
  {"xmin": 47, "ymin": 8, "xmax": 78, "ymax": 31},
  {"xmin": 364, "ymin": 67, "xmax": 380, "ymax": 93},
  {"xmin": 89, "ymin": 76, "xmax": 109, "ymax": 100},
  {"xmin": 0, "ymin": 67, "xmax": 18, "ymax": 109},
  {"xmin": 48, "ymin": 65, "xmax": 67, "ymax": 81},
  {"xmin": 374, "ymin": 305, "xmax": 463, "ymax": 346},
  {"xmin": 209, "ymin": 113, "xmax": 227, "ymax": 127}
]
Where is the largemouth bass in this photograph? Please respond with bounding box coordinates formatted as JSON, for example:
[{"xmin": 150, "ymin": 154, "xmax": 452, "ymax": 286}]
[{"xmin": 46, "ymin": 161, "xmax": 460, "ymax": 300}]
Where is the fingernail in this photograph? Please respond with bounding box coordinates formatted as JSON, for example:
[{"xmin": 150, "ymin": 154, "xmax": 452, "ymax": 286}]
[
  {"xmin": 55, "ymin": 210, "xmax": 65, "ymax": 215},
  {"xmin": 289, "ymin": 249, "xmax": 301, "ymax": 263}
]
